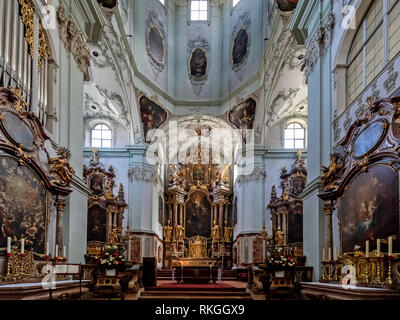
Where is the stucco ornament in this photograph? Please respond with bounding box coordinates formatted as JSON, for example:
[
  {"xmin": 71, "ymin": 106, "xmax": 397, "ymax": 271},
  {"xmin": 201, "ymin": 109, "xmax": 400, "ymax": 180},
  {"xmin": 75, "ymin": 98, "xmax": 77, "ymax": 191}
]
[{"xmin": 56, "ymin": 6, "xmax": 91, "ymax": 81}]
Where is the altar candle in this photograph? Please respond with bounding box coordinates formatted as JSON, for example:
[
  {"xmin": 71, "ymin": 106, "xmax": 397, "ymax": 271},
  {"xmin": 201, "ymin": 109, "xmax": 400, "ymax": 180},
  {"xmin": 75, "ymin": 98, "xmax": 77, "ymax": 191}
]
[
  {"xmin": 21, "ymin": 239, "xmax": 25, "ymax": 255},
  {"xmin": 7, "ymin": 237, "xmax": 11, "ymax": 254},
  {"xmin": 63, "ymin": 246, "xmax": 66, "ymax": 258},
  {"xmin": 389, "ymin": 236, "xmax": 393, "ymax": 256},
  {"xmin": 365, "ymin": 240, "xmax": 369, "ymax": 258},
  {"xmin": 55, "ymin": 245, "xmax": 59, "ymax": 257},
  {"xmin": 322, "ymin": 248, "xmax": 326, "ymax": 262},
  {"xmin": 328, "ymin": 248, "xmax": 332, "ymax": 261},
  {"xmin": 46, "ymin": 242, "xmax": 49, "ymax": 256},
  {"xmin": 335, "ymin": 247, "xmax": 339, "ymax": 260},
  {"xmin": 377, "ymin": 239, "xmax": 381, "ymax": 257}
]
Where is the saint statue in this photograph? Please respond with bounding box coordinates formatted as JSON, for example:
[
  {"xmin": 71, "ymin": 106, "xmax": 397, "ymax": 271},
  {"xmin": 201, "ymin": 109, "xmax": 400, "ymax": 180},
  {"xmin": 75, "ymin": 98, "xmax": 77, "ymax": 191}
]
[
  {"xmin": 163, "ymin": 220, "xmax": 173, "ymax": 242},
  {"xmin": 190, "ymin": 236, "xmax": 207, "ymax": 258},
  {"xmin": 48, "ymin": 147, "xmax": 75, "ymax": 187},
  {"xmin": 175, "ymin": 224, "xmax": 185, "ymax": 242},
  {"xmin": 224, "ymin": 221, "xmax": 233, "ymax": 242},
  {"xmin": 275, "ymin": 228, "xmax": 284, "ymax": 247},
  {"xmin": 212, "ymin": 220, "xmax": 221, "ymax": 242}
]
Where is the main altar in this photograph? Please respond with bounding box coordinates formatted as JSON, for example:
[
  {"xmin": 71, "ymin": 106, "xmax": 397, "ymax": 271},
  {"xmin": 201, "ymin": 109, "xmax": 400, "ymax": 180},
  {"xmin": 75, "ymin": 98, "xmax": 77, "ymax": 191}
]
[{"xmin": 163, "ymin": 130, "xmax": 233, "ymax": 269}]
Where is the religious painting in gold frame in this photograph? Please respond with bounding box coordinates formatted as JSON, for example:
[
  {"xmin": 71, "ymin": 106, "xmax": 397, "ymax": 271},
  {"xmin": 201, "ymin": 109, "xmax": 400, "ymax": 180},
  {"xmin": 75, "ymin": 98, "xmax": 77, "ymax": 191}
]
[
  {"xmin": 0, "ymin": 155, "xmax": 48, "ymax": 255},
  {"xmin": 185, "ymin": 190, "xmax": 212, "ymax": 239},
  {"xmin": 338, "ymin": 164, "xmax": 400, "ymax": 254}
]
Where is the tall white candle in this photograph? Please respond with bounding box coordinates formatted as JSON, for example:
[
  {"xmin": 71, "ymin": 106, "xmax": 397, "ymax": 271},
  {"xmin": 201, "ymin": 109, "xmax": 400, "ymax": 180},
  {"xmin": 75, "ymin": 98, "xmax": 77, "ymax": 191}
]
[
  {"xmin": 335, "ymin": 247, "xmax": 339, "ymax": 260},
  {"xmin": 328, "ymin": 248, "xmax": 332, "ymax": 261},
  {"xmin": 7, "ymin": 237, "xmax": 11, "ymax": 254},
  {"xmin": 55, "ymin": 245, "xmax": 59, "ymax": 257},
  {"xmin": 46, "ymin": 242, "xmax": 49, "ymax": 256},
  {"xmin": 389, "ymin": 236, "xmax": 393, "ymax": 256},
  {"xmin": 365, "ymin": 240, "xmax": 369, "ymax": 258},
  {"xmin": 21, "ymin": 239, "xmax": 25, "ymax": 255},
  {"xmin": 322, "ymin": 248, "xmax": 326, "ymax": 262},
  {"xmin": 63, "ymin": 246, "xmax": 66, "ymax": 258},
  {"xmin": 377, "ymin": 239, "xmax": 381, "ymax": 257}
]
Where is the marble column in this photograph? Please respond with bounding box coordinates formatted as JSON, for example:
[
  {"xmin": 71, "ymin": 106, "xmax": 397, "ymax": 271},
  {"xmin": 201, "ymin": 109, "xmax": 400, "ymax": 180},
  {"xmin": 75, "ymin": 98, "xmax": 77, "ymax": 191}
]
[
  {"xmin": 219, "ymin": 203, "xmax": 224, "ymax": 233},
  {"xmin": 324, "ymin": 201, "xmax": 334, "ymax": 254},
  {"xmin": 55, "ymin": 199, "xmax": 66, "ymax": 257},
  {"xmin": 179, "ymin": 204, "xmax": 183, "ymax": 226}
]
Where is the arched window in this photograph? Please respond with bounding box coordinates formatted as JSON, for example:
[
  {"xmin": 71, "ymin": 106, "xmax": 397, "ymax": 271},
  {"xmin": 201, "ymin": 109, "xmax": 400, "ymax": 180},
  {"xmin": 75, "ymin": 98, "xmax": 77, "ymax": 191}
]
[
  {"xmin": 159, "ymin": 0, "xmax": 165, "ymax": 5},
  {"xmin": 347, "ymin": 0, "xmax": 400, "ymax": 105},
  {"xmin": 284, "ymin": 122, "xmax": 305, "ymax": 149},
  {"xmin": 191, "ymin": 0, "xmax": 208, "ymax": 21},
  {"xmin": 91, "ymin": 124, "xmax": 112, "ymax": 148},
  {"xmin": 233, "ymin": 0, "xmax": 241, "ymax": 7}
]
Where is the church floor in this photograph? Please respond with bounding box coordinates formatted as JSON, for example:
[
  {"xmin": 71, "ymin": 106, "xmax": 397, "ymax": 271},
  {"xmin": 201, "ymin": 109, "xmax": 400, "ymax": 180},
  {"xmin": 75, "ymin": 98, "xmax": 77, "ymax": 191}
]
[{"xmin": 88, "ymin": 280, "xmax": 250, "ymax": 300}]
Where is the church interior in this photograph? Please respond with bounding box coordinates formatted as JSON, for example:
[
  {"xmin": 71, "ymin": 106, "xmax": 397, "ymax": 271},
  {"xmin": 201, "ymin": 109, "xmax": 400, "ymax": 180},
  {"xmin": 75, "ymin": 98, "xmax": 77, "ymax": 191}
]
[{"xmin": 1, "ymin": 0, "xmax": 400, "ymax": 302}]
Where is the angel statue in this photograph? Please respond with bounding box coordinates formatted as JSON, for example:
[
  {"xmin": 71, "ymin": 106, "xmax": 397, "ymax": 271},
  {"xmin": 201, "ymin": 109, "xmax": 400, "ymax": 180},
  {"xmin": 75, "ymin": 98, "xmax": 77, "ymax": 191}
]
[
  {"xmin": 169, "ymin": 165, "xmax": 183, "ymax": 186},
  {"xmin": 48, "ymin": 147, "xmax": 75, "ymax": 187},
  {"xmin": 216, "ymin": 164, "xmax": 231, "ymax": 186}
]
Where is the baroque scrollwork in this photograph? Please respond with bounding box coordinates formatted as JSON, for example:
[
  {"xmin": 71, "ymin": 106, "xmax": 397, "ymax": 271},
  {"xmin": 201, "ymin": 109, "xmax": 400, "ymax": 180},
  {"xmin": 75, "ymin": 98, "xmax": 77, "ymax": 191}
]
[
  {"xmin": 302, "ymin": 13, "xmax": 335, "ymax": 77},
  {"xmin": 56, "ymin": 6, "xmax": 91, "ymax": 81}
]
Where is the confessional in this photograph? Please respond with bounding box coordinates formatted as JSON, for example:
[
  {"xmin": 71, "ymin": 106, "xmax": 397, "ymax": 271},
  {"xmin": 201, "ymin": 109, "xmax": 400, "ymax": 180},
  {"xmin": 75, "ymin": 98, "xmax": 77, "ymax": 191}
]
[{"xmin": 302, "ymin": 96, "xmax": 400, "ymax": 300}]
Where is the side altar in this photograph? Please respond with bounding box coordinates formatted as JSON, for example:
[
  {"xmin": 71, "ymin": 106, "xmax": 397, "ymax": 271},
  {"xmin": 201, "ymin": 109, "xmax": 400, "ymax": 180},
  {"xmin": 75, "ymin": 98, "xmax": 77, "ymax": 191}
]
[{"xmin": 163, "ymin": 130, "xmax": 233, "ymax": 269}]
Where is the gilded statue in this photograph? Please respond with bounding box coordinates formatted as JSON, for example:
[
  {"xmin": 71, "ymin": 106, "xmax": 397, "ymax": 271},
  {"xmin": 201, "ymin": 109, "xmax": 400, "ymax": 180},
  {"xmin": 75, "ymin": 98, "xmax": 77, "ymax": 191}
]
[
  {"xmin": 109, "ymin": 228, "xmax": 122, "ymax": 245},
  {"xmin": 321, "ymin": 153, "xmax": 344, "ymax": 191},
  {"xmin": 224, "ymin": 221, "xmax": 233, "ymax": 242},
  {"xmin": 175, "ymin": 224, "xmax": 185, "ymax": 242},
  {"xmin": 163, "ymin": 220, "xmax": 173, "ymax": 242},
  {"xmin": 212, "ymin": 220, "xmax": 221, "ymax": 242},
  {"xmin": 189, "ymin": 236, "xmax": 207, "ymax": 258},
  {"xmin": 48, "ymin": 147, "xmax": 75, "ymax": 187},
  {"xmin": 216, "ymin": 165, "xmax": 231, "ymax": 186},
  {"xmin": 169, "ymin": 165, "xmax": 183, "ymax": 186},
  {"xmin": 275, "ymin": 228, "xmax": 284, "ymax": 247}
]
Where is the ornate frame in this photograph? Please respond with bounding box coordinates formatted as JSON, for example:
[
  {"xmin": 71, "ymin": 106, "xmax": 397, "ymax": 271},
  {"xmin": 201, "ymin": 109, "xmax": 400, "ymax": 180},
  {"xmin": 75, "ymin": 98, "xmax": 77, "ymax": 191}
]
[
  {"xmin": 319, "ymin": 97, "xmax": 400, "ymax": 254},
  {"xmin": 231, "ymin": 26, "xmax": 250, "ymax": 71},
  {"xmin": 146, "ymin": 25, "xmax": 166, "ymax": 66},
  {"xmin": 0, "ymin": 87, "xmax": 72, "ymax": 258},
  {"xmin": 188, "ymin": 46, "xmax": 209, "ymax": 82}
]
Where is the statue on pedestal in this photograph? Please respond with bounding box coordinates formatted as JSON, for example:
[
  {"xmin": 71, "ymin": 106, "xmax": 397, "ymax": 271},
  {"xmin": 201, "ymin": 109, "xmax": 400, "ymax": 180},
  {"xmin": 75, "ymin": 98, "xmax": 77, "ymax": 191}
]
[
  {"xmin": 275, "ymin": 228, "xmax": 284, "ymax": 247},
  {"xmin": 212, "ymin": 220, "xmax": 221, "ymax": 242},
  {"xmin": 176, "ymin": 225, "xmax": 185, "ymax": 242},
  {"xmin": 163, "ymin": 220, "xmax": 173, "ymax": 242},
  {"xmin": 224, "ymin": 221, "xmax": 233, "ymax": 242}
]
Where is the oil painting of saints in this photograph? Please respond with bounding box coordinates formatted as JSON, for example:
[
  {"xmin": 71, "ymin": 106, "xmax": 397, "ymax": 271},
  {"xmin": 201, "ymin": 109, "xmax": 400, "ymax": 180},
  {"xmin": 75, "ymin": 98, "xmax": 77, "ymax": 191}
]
[
  {"xmin": 0, "ymin": 157, "xmax": 47, "ymax": 254},
  {"xmin": 341, "ymin": 165, "xmax": 399, "ymax": 253}
]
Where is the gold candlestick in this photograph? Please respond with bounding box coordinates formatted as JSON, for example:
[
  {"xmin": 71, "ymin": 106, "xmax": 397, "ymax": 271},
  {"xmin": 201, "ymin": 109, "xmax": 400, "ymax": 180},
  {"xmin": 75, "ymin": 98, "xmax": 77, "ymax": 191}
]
[
  {"xmin": 364, "ymin": 258, "xmax": 370, "ymax": 285},
  {"xmin": 375, "ymin": 258, "xmax": 382, "ymax": 285},
  {"xmin": 386, "ymin": 257, "xmax": 393, "ymax": 286}
]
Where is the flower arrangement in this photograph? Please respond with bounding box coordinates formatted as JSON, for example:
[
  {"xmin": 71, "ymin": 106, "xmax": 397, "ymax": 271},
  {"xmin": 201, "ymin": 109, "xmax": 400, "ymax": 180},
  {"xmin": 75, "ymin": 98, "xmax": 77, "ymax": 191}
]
[
  {"xmin": 267, "ymin": 249, "xmax": 296, "ymax": 272},
  {"xmin": 95, "ymin": 245, "xmax": 126, "ymax": 271}
]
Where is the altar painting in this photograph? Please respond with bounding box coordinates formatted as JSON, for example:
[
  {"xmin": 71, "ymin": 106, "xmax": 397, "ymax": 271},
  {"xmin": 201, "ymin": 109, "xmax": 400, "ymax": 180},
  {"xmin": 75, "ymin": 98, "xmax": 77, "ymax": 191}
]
[
  {"xmin": 185, "ymin": 191, "xmax": 211, "ymax": 238},
  {"xmin": 340, "ymin": 165, "xmax": 399, "ymax": 253},
  {"xmin": 0, "ymin": 156, "xmax": 47, "ymax": 254},
  {"xmin": 87, "ymin": 205, "xmax": 107, "ymax": 243}
]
